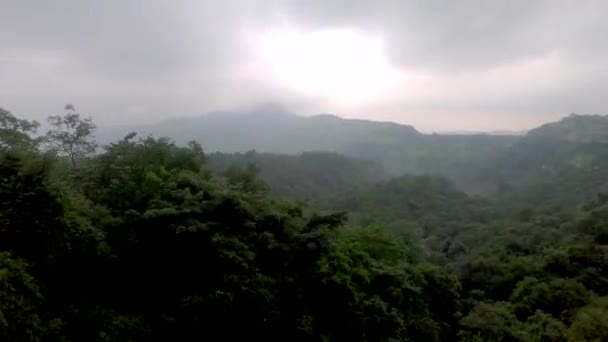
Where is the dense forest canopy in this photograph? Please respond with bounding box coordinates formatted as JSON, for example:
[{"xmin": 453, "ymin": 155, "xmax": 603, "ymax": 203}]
[{"xmin": 3, "ymin": 106, "xmax": 608, "ymax": 341}]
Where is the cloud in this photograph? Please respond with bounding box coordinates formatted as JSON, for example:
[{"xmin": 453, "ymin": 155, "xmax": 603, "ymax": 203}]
[
  {"xmin": 1, "ymin": 0, "xmax": 608, "ymax": 130},
  {"xmin": 0, "ymin": 0, "xmax": 286, "ymax": 124}
]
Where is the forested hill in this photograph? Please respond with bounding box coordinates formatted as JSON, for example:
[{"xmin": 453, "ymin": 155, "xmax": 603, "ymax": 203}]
[
  {"xmin": 97, "ymin": 108, "xmax": 422, "ymax": 154},
  {"xmin": 526, "ymin": 114, "xmax": 608, "ymax": 143},
  {"xmin": 207, "ymin": 151, "xmax": 389, "ymax": 202},
  {"xmin": 207, "ymin": 151, "xmax": 492, "ymax": 235},
  {"xmin": 97, "ymin": 108, "xmax": 518, "ymax": 192},
  {"xmin": 5, "ymin": 106, "xmax": 608, "ymax": 340},
  {"xmin": 133, "ymin": 110, "xmax": 608, "ymax": 207},
  {"xmin": 478, "ymin": 115, "xmax": 608, "ymax": 207}
]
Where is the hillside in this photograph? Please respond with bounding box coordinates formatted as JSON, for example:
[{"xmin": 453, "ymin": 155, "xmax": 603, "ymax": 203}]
[
  {"xmin": 207, "ymin": 151, "xmax": 389, "ymax": 203},
  {"xmin": 6, "ymin": 106, "xmax": 608, "ymax": 340},
  {"xmin": 331, "ymin": 175, "xmax": 494, "ymax": 234},
  {"xmin": 475, "ymin": 115, "xmax": 608, "ymax": 207},
  {"xmin": 98, "ymin": 107, "xmax": 421, "ymax": 154},
  {"xmin": 100, "ymin": 111, "xmax": 608, "ymax": 207},
  {"xmin": 98, "ymin": 108, "xmax": 517, "ymax": 190},
  {"xmin": 526, "ymin": 114, "xmax": 608, "ymax": 143},
  {"xmin": 207, "ymin": 151, "xmax": 490, "ymax": 228}
]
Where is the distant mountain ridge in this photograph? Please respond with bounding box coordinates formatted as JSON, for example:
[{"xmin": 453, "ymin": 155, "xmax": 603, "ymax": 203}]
[
  {"xmin": 98, "ymin": 108, "xmax": 421, "ymax": 154},
  {"xmin": 96, "ymin": 109, "xmax": 519, "ymax": 191},
  {"xmin": 526, "ymin": 114, "xmax": 608, "ymax": 143},
  {"xmin": 438, "ymin": 130, "xmax": 526, "ymax": 136},
  {"xmin": 98, "ymin": 110, "xmax": 608, "ymax": 206}
]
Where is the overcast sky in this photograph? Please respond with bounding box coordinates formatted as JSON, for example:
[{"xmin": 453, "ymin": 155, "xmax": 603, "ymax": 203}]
[{"xmin": 1, "ymin": 0, "xmax": 607, "ymax": 131}]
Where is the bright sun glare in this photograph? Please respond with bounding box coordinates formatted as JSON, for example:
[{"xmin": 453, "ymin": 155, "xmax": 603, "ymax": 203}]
[{"xmin": 251, "ymin": 29, "xmax": 406, "ymax": 106}]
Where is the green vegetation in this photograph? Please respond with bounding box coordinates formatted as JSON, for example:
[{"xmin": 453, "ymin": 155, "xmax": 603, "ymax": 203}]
[
  {"xmin": 103, "ymin": 110, "xmax": 608, "ymax": 206},
  {"xmin": 3, "ymin": 106, "xmax": 608, "ymax": 340},
  {"xmin": 207, "ymin": 150, "xmax": 388, "ymax": 204}
]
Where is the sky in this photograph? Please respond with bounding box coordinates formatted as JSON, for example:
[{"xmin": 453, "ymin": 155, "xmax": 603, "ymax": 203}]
[{"xmin": 1, "ymin": 0, "xmax": 607, "ymax": 131}]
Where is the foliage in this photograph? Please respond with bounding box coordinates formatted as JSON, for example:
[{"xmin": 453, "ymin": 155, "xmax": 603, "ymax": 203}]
[
  {"xmin": 510, "ymin": 277, "xmax": 590, "ymax": 321},
  {"xmin": 566, "ymin": 296, "xmax": 608, "ymax": 341},
  {"xmin": 3, "ymin": 108, "xmax": 608, "ymax": 341},
  {"xmin": 46, "ymin": 105, "xmax": 97, "ymax": 167},
  {"xmin": 0, "ymin": 253, "xmax": 45, "ymax": 341},
  {"xmin": 207, "ymin": 150, "xmax": 387, "ymax": 205},
  {"xmin": 460, "ymin": 302, "xmax": 524, "ymax": 341},
  {"xmin": 0, "ymin": 107, "xmax": 39, "ymax": 150}
]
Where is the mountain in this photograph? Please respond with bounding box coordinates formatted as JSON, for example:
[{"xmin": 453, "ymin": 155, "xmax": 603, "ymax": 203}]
[
  {"xmin": 99, "ymin": 110, "xmax": 608, "ymax": 207},
  {"xmin": 98, "ymin": 108, "xmax": 421, "ymax": 154},
  {"xmin": 97, "ymin": 108, "xmax": 516, "ymax": 190},
  {"xmin": 526, "ymin": 114, "xmax": 608, "ymax": 143},
  {"xmin": 333, "ymin": 174, "xmax": 492, "ymax": 227},
  {"xmin": 207, "ymin": 151, "xmax": 389, "ymax": 203},
  {"xmin": 467, "ymin": 114, "xmax": 608, "ymax": 207},
  {"xmin": 437, "ymin": 130, "xmax": 526, "ymax": 136}
]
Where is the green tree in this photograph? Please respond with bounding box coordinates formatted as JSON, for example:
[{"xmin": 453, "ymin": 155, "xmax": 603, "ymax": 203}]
[
  {"xmin": 522, "ymin": 311, "xmax": 567, "ymax": 342},
  {"xmin": 510, "ymin": 277, "xmax": 591, "ymax": 321},
  {"xmin": 0, "ymin": 253, "xmax": 45, "ymax": 341},
  {"xmin": 46, "ymin": 104, "xmax": 97, "ymax": 167},
  {"xmin": 459, "ymin": 302, "xmax": 524, "ymax": 342},
  {"xmin": 0, "ymin": 107, "xmax": 39, "ymax": 150},
  {"xmin": 567, "ymin": 296, "xmax": 608, "ymax": 342}
]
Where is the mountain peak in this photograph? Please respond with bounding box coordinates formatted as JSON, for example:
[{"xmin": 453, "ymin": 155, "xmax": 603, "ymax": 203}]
[
  {"xmin": 312, "ymin": 113, "xmax": 341, "ymax": 119},
  {"xmin": 527, "ymin": 114, "xmax": 608, "ymax": 143},
  {"xmin": 242, "ymin": 102, "xmax": 295, "ymax": 117}
]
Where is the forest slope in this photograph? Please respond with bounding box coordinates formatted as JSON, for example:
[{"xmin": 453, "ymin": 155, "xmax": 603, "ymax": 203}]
[
  {"xmin": 96, "ymin": 107, "xmax": 517, "ymax": 190},
  {"xmin": 181, "ymin": 111, "xmax": 608, "ymax": 207},
  {"xmin": 4, "ymin": 106, "xmax": 608, "ymax": 340}
]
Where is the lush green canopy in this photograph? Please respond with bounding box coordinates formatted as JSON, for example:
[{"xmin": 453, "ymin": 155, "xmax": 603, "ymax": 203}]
[{"xmin": 3, "ymin": 108, "xmax": 608, "ymax": 341}]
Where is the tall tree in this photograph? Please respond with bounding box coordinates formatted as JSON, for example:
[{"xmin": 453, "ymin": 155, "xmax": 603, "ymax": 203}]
[
  {"xmin": 46, "ymin": 104, "xmax": 97, "ymax": 167},
  {"xmin": 0, "ymin": 107, "xmax": 39, "ymax": 150}
]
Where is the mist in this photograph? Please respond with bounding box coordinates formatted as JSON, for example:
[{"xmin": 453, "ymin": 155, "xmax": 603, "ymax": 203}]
[
  {"xmin": 2, "ymin": 1, "xmax": 608, "ymax": 131},
  {"xmin": 6, "ymin": 2, "xmax": 608, "ymax": 340}
]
